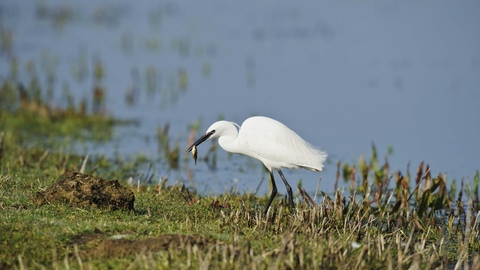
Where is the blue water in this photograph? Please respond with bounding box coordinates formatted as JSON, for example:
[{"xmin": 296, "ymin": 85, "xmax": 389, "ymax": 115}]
[{"xmin": 1, "ymin": 0, "xmax": 479, "ymax": 196}]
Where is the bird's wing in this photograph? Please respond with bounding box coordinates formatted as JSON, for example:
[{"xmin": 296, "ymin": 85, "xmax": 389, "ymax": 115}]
[
  {"xmin": 238, "ymin": 119, "xmax": 325, "ymax": 171},
  {"xmin": 238, "ymin": 126, "xmax": 289, "ymax": 164}
]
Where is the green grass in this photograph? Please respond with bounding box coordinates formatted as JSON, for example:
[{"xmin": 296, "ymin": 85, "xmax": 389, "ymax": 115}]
[{"xmin": 1, "ymin": 185, "xmax": 478, "ymax": 269}]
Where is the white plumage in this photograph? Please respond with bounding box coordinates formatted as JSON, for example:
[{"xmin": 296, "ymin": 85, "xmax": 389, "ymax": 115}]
[{"xmin": 186, "ymin": 116, "xmax": 327, "ymax": 215}]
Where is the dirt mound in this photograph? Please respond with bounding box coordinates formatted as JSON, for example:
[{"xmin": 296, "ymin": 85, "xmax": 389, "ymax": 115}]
[
  {"xmin": 86, "ymin": 234, "xmax": 209, "ymax": 259},
  {"xmin": 70, "ymin": 228, "xmax": 109, "ymax": 246},
  {"xmin": 33, "ymin": 172, "xmax": 134, "ymax": 210}
]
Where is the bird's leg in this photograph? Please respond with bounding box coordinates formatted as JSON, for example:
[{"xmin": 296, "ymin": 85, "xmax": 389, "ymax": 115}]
[
  {"xmin": 264, "ymin": 171, "xmax": 277, "ymax": 217},
  {"xmin": 277, "ymin": 170, "xmax": 295, "ymax": 210}
]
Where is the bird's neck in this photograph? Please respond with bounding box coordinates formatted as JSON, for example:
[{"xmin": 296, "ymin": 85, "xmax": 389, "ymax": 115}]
[{"xmin": 218, "ymin": 134, "xmax": 241, "ymax": 154}]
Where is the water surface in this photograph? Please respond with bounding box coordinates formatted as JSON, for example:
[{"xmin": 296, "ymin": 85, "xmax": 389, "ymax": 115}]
[{"xmin": 1, "ymin": 0, "xmax": 479, "ymax": 196}]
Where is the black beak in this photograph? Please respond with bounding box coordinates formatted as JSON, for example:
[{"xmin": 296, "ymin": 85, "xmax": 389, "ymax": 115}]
[{"xmin": 186, "ymin": 130, "xmax": 215, "ymax": 153}]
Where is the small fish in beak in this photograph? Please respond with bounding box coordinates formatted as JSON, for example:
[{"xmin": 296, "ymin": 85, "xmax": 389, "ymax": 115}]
[{"xmin": 192, "ymin": 145, "xmax": 198, "ymax": 165}]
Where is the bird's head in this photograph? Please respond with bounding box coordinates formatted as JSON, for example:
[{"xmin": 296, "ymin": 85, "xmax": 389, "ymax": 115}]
[{"xmin": 186, "ymin": 120, "xmax": 237, "ymax": 153}]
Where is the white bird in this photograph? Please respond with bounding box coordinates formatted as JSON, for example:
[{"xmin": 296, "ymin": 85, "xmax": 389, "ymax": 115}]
[{"xmin": 186, "ymin": 116, "xmax": 327, "ymax": 216}]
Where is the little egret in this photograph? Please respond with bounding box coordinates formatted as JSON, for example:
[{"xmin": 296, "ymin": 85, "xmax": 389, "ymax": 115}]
[{"xmin": 186, "ymin": 116, "xmax": 327, "ymax": 216}]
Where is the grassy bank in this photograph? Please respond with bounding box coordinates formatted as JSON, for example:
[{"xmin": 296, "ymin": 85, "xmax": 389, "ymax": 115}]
[
  {"xmin": 1, "ymin": 155, "xmax": 479, "ymax": 269},
  {"xmin": 1, "ymin": 83, "xmax": 479, "ymax": 269}
]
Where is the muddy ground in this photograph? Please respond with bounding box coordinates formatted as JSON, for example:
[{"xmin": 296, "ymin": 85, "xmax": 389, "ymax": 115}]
[
  {"xmin": 33, "ymin": 172, "xmax": 135, "ymax": 210},
  {"xmin": 72, "ymin": 232, "xmax": 209, "ymax": 259}
]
